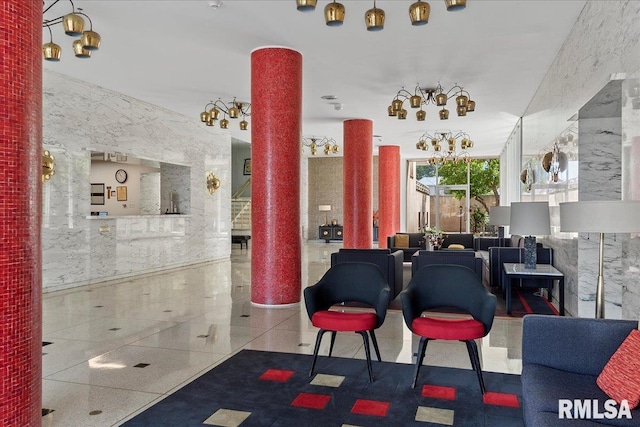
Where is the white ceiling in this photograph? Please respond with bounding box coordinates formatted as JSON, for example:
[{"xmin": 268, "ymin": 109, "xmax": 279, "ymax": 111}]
[{"xmin": 43, "ymin": 0, "xmax": 586, "ymax": 159}]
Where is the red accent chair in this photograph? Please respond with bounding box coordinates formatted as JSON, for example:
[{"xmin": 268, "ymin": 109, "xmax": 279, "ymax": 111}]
[
  {"xmin": 400, "ymin": 264, "xmax": 496, "ymax": 393},
  {"xmin": 304, "ymin": 262, "xmax": 390, "ymax": 382}
]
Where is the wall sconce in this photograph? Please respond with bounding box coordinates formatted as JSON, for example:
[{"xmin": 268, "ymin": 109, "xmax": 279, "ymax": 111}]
[
  {"xmin": 42, "ymin": 150, "xmax": 55, "ymax": 182},
  {"xmin": 206, "ymin": 172, "xmax": 221, "ymax": 194}
]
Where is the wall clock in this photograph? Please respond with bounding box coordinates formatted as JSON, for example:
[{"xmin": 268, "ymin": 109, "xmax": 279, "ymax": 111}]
[{"xmin": 115, "ymin": 169, "xmax": 128, "ymax": 183}]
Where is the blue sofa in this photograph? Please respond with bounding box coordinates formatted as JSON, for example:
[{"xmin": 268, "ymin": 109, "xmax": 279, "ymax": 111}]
[
  {"xmin": 411, "ymin": 249, "xmax": 483, "ymax": 281},
  {"xmin": 522, "ymin": 315, "xmax": 639, "ymax": 426}
]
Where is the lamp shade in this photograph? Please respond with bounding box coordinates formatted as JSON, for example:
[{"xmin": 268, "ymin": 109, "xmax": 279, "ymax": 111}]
[
  {"xmin": 318, "ymin": 205, "xmax": 332, "ymax": 212},
  {"xmin": 488, "ymin": 206, "xmax": 511, "ymax": 226},
  {"xmin": 509, "ymin": 202, "xmax": 550, "ymax": 236},
  {"xmin": 559, "ymin": 201, "xmax": 640, "ymax": 233}
]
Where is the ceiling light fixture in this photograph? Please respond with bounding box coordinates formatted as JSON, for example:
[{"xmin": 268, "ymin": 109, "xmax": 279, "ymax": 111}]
[
  {"xmin": 365, "ymin": 0, "xmax": 385, "ymax": 31},
  {"xmin": 199, "ymin": 98, "xmax": 251, "ymax": 130},
  {"xmin": 299, "ymin": 0, "xmax": 466, "ymax": 30},
  {"xmin": 388, "ymin": 83, "xmax": 475, "ymax": 122},
  {"xmin": 302, "ymin": 136, "xmax": 340, "ymax": 156},
  {"xmin": 415, "ymin": 130, "xmax": 474, "ymax": 165},
  {"xmin": 42, "ymin": 0, "xmax": 101, "ymax": 61}
]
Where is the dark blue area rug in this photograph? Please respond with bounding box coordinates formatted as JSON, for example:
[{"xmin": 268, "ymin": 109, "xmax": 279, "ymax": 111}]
[{"xmin": 123, "ymin": 349, "xmax": 523, "ymax": 426}]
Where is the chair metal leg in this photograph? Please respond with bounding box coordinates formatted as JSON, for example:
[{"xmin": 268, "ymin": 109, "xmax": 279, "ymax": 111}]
[
  {"xmin": 412, "ymin": 337, "xmax": 429, "ymax": 389},
  {"xmin": 328, "ymin": 331, "xmax": 337, "ymax": 357},
  {"xmin": 464, "ymin": 339, "xmax": 486, "ymax": 394},
  {"xmin": 310, "ymin": 329, "xmax": 329, "ymax": 378},
  {"xmin": 369, "ymin": 330, "xmax": 382, "ymax": 362},
  {"xmin": 358, "ymin": 331, "xmax": 374, "ymax": 383}
]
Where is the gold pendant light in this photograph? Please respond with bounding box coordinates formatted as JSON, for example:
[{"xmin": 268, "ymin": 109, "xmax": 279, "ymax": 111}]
[
  {"xmin": 365, "ymin": 0, "xmax": 385, "ymax": 31},
  {"xmin": 445, "ymin": 0, "xmax": 467, "ymax": 12},
  {"xmin": 324, "ymin": 1, "xmax": 345, "ymax": 26},
  {"xmin": 409, "ymin": 0, "xmax": 430, "ymax": 26},
  {"xmin": 62, "ymin": 13, "xmax": 84, "ymax": 36},
  {"xmin": 72, "ymin": 39, "xmax": 90, "ymax": 58},
  {"xmin": 388, "ymin": 83, "xmax": 475, "ymax": 123},
  {"xmin": 199, "ymin": 98, "xmax": 250, "ymax": 130},
  {"xmin": 42, "ymin": 26, "xmax": 61, "ymax": 61},
  {"xmin": 296, "ymin": 0, "xmax": 317, "ymax": 12}
]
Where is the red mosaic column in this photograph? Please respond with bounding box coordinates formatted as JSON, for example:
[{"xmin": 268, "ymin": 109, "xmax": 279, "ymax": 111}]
[
  {"xmin": 378, "ymin": 145, "xmax": 400, "ymax": 249},
  {"xmin": 343, "ymin": 119, "xmax": 373, "ymax": 248},
  {"xmin": 0, "ymin": 1, "xmax": 43, "ymax": 425},
  {"xmin": 251, "ymin": 47, "xmax": 302, "ymax": 305}
]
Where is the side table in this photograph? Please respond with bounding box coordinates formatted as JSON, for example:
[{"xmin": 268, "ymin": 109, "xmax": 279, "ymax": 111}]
[{"xmin": 502, "ymin": 263, "xmax": 564, "ymax": 316}]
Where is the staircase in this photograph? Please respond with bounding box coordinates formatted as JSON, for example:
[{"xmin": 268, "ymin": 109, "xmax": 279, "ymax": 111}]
[{"xmin": 232, "ymin": 178, "xmax": 251, "ymax": 233}]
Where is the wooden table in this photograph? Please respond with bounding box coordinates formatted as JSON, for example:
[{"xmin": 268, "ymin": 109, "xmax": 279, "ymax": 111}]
[{"xmin": 502, "ymin": 263, "xmax": 564, "ymax": 316}]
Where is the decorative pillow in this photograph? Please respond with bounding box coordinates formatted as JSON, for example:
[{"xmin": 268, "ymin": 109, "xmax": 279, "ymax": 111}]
[
  {"xmin": 447, "ymin": 244, "xmax": 465, "ymax": 250},
  {"xmin": 596, "ymin": 329, "xmax": 640, "ymax": 409},
  {"xmin": 394, "ymin": 234, "xmax": 410, "ymax": 248}
]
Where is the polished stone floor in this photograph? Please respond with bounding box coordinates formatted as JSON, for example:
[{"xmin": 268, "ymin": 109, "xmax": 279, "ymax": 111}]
[{"xmin": 41, "ymin": 242, "xmax": 523, "ymax": 426}]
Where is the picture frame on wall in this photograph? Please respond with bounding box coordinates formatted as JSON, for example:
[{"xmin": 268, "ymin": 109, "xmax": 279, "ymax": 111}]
[
  {"xmin": 116, "ymin": 186, "xmax": 127, "ymax": 201},
  {"xmin": 243, "ymin": 158, "xmax": 251, "ymax": 176}
]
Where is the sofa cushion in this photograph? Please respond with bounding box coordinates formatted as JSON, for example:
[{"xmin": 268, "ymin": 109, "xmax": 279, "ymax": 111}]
[
  {"xmin": 522, "ymin": 364, "xmax": 639, "ymax": 426},
  {"xmin": 447, "ymin": 243, "xmax": 465, "ymax": 250},
  {"xmin": 597, "ymin": 329, "xmax": 640, "ymax": 409},
  {"xmin": 394, "ymin": 234, "xmax": 409, "ymax": 248}
]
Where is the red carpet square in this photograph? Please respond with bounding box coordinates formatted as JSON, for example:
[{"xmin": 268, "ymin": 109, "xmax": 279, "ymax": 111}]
[
  {"xmin": 259, "ymin": 369, "xmax": 295, "ymax": 382},
  {"xmin": 351, "ymin": 399, "xmax": 390, "ymax": 417},
  {"xmin": 483, "ymin": 391, "xmax": 520, "ymax": 408},
  {"xmin": 291, "ymin": 392, "xmax": 331, "ymax": 409},
  {"xmin": 422, "ymin": 384, "xmax": 457, "ymax": 400}
]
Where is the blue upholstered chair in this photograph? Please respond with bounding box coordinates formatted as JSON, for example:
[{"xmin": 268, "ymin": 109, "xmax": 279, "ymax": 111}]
[
  {"xmin": 400, "ymin": 265, "xmax": 497, "ymax": 393},
  {"xmin": 304, "ymin": 262, "xmax": 390, "ymax": 382}
]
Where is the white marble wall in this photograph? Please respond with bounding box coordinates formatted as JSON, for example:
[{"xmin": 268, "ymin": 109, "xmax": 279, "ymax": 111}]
[
  {"xmin": 140, "ymin": 173, "xmax": 161, "ymax": 215},
  {"xmin": 518, "ymin": 1, "xmax": 640, "ymax": 319},
  {"xmin": 43, "ymin": 70, "xmax": 231, "ymax": 291}
]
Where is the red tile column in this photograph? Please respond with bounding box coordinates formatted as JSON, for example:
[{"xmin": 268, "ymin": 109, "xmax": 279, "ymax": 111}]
[
  {"xmin": 378, "ymin": 146, "xmax": 400, "ymax": 249},
  {"xmin": 0, "ymin": 1, "xmax": 43, "ymax": 425},
  {"xmin": 251, "ymin": 47, "xmax": 302, "ymax": 305},
  {"xmin": 343, "ymin": 119, "xmax": 373, "ymax": 248}
]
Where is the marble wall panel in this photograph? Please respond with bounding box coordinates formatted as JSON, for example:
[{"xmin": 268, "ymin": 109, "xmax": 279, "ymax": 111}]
[
  {"xmin": 518, "ymin": 1, "xmax": 640, "ymax": 319},
  {"xmin": 43, "ymin": 71, "xmax": 231, "ymax": 291}
]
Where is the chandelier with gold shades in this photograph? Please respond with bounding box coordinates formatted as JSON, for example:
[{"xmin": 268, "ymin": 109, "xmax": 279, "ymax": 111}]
[
  {"xmin": 200, "ymin": 98, "xmax": 251, "ymax": 130},
  {"xmin": 415, "ymin": 130, "xmax": 474, "ymax": 165},
  {"xmin": 389, "ymin": 83, "xmax": 475, "ymax": 122},
  {"xmin": 302, "ymin": 136, "xmax": 340, "ymax": 156},
  {"xmin": 296, "ymin": 0, "xmax": 467, "ymax": 31},
  {"xmin": 42, "ymin": 0, "xmax": 101, "ymax": 61}
]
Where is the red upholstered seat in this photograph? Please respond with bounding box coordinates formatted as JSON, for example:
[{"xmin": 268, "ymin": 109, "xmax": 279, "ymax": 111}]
[
  {"xmin": 312, "ymin": 311, "xmax": 377, "ymax": 332},
  {"xmin": 412, "ymin": 317, "xmax": 485, "ymax": 341}
]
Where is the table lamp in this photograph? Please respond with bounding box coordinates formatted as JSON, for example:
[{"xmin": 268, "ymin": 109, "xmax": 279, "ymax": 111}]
[
  {"xmin": 489, "ymin": 206, "xmax": 511, "ymax": 242},
  {"xmin": 509, "ymin": 202, "xmax": 550, "ymax": 269},
  {"xmin": 318, "ymin": 204, "xmax": 331, "ymax": 226},
  {"xmin": 559, "ymin": 200, "xmax": 640, "ymax": 318}
]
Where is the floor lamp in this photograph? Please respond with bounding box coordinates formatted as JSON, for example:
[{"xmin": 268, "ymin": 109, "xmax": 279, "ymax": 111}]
[
  {"xmin": 509, "ymin": 202, "xmax": 551, "ymax": 269},
  {"xmin": 560, "ymin": 200, "xmax": 640, "ymax": 319},
  {"xmin": 489, "ymin": 206, "xmax": 510, "ymax": 245}
]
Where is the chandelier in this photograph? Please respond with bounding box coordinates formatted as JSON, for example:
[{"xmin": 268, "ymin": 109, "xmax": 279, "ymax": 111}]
[
  {"xmin": 415, "ymin": 130, "xmax": 474, "ymax": 165},
  {"xmin": 302, "ymin": 136, "xmax": 340, "ymax": 156},
  {"xmin": 199, "ymin": 98, "xmax": 251, "ymax": 130},
  {"xmin": 389, "ymin": 83, "xmax": 475, "ymax": 122},
  {"xmin": 42, "ymin": 0, "xmax": 101, "ymax": 61},
  {"xmin": 296, "ymin": 0, "xmax": 466, "ymax": 30}
]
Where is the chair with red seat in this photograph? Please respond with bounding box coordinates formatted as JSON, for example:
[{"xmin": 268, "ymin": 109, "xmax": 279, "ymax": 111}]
[
  {"xmin": 304, "ymin": 262, "xmax": 390, "ymax": 382},
  {"xmin": 400, "ymin": 264, "xmax": 496, "ymax": 393}
]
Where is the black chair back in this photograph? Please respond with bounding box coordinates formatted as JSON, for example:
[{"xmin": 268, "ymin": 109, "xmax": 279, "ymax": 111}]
[
  {"xmin": 400, "ymin": 264, "xmax": 496, "ymax": 336},
  {"xmin": 304, "ymin": 262, "xmax": 390, "ymax": 328}
]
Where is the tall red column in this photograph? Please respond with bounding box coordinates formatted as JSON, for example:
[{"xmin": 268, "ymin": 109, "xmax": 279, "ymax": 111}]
[
  {"xmin": 343, "ymin": 119, "xmax": 373, "ymax": 248},
  {"xmin": 0, "ymin": 1, "xmax": 43, "ymax": 425},
  {"xmin": 378, "ymin": 146, "xmax": 400, "ymax": 249},
  {"xmin": 251, "ymin": 47, "xmax": 302, "ymax": 305}
]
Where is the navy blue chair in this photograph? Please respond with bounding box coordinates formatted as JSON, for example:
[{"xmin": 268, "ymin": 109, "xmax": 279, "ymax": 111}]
[
  {"xmin": 304, "ymin": 262, "xmax": 390, "ymax": 382},
  {"xmin": 400, "ymin": 264, "xmax": 497, "ymax": 393}
]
